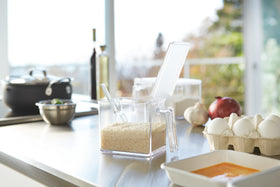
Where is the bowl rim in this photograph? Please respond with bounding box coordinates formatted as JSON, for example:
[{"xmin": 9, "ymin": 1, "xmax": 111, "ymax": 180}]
[{"xmin": 36, "ymin": 99, "xmax": 76, "ymax": 110}]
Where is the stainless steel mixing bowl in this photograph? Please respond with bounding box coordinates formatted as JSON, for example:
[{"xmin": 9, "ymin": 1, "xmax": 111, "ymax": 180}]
[{"xmin": 36, "ymin": 99, "xmax": 76, "ymax": 125}]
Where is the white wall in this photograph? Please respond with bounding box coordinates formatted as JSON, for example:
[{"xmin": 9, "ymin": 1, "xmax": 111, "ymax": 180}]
[{"xmin": 0, "ymin": 0, "xmax": 10, "ymax": 95}]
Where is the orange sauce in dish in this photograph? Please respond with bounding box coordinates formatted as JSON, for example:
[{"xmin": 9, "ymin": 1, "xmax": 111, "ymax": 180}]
[{"xmin": 191, "ymin": 162, "xmax": 260, "ymax": 182}]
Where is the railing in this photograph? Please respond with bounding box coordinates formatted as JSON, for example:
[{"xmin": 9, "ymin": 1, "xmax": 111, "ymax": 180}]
[
  {"xmin": 7, "ymin": 57, "xmax": 245, "ymax": 98},
  {"xmin": 187, "ymin": 57, "xmax": 244, "ymax": 65}
]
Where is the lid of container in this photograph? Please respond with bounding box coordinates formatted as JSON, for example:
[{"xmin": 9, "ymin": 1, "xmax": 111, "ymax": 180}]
[
  {"xmin": 134, "ymin": 77, "xmax": 156, "ymax": 87},
  {"xmin": 5, "ymin": 69, "xmax": 51, "ymax": 85},
  {"xmin": 176, "ymin": 78, "xmax": 202, "ymax": 86},
  {"xmin": 134, "ymin": 77, "xmax": 201, "ymax": 87}
]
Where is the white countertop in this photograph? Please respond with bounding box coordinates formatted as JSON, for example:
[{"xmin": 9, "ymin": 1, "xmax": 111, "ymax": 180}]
[
  {"xmin": 0, "ymin": 113, "xmax": 213, "ymax": 187},
  {"xmin": 0, "ymin": 114, "xmax": 278, "ymax": 187}
]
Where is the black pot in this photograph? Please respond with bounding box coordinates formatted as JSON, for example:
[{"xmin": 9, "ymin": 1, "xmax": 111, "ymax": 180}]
[{"xmin": 2, "ymin": 69, "xmax": 72, "ymax": 113}]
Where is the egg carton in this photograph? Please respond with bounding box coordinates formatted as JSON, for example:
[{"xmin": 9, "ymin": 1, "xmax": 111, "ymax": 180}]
[{"xmin": 203, "ymin": 130, "xmax": 280, "ymax": 156}]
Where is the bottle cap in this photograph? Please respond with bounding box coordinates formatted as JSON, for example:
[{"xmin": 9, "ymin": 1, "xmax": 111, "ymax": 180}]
[
  {"xmin": 100, "ymin": 45, "xmax": 106, "ymax": 52},
  {"xmin": 92, "ymin": 29, "xmax": 96, "ymax": 42}
]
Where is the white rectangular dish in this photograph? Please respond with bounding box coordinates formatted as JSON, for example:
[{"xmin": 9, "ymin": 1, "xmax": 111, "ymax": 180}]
[{"xmin": 161, "ymin": 150, "xmax": 280, "ymax": 187}]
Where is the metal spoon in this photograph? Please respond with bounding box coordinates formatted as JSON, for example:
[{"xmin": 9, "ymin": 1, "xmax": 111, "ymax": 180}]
[{"xmin": 100, "ymin": 83, "xmax": 128, "ymax": 123}]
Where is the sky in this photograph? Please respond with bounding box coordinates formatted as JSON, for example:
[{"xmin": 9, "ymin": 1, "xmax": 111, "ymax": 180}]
[{"xmin": 8, "ymin": 0, "xmax": 223, "ymax": 66}]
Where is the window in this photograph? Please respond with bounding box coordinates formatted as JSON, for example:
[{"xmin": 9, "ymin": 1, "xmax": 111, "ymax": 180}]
[
  {"xmin": 114, "ymin": 0, "xmax": 245, "ymax": 111},
  {"xmin": 260, "ymin": 0, "xmax": 280, "ymax": 115},
  {"xmin": 2, "ymin": 0, "xmax": 278, "ymax": 116},
  {"xmin": 7, "ymin": 0, "xmax": 105, "ymax": 95}
]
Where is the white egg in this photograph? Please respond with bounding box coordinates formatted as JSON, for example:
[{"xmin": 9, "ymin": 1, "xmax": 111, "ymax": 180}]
[
  {"xmin": 228, "ymin": 113, "xmax": 241, "ymax": 129},
  {"xmin": 266, "ymin": 114, "xmax": 280, "ymax": 123},
  {"xmin": 253, "ymin": 114, "xmax": 264, "ymax": 129},
  {"xmin": 232, "ymin": 117, "xmax": 260, "ymax": 138},
  {"xmin": 258, "ymin": 119, "xmax": 280, "ymax": 139},
  {"xmin": 207, "ymin": 118, "xmax": 233, "ymax": 136}
]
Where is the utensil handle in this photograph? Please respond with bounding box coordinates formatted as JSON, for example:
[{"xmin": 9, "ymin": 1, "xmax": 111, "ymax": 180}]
[
  {"xmin": 151, "ymin": 42, "xmax": 190, "ymax": 98},
  {"xmin": 45, "ymin": 77, "xmax": 72, "ymax": 96},
  {"xmin": 29, "ymin": 68, "xmax": 47, "ymax": 78},
  {"xmin": 101, "ymin": 84, "xmax": 118, "ymax": 113},
  {"xmin": 158, "ymin": 107, "xmax": 178, "ymax": 152},
  {"xmin": 101, "ymin": 84, "xmax": 127, "ymax": 123}
]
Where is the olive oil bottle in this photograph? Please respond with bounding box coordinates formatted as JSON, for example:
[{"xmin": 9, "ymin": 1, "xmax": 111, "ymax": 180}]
[{"xmin": 97, "ymin": 45, "xmax": 109, "ymax": 99}]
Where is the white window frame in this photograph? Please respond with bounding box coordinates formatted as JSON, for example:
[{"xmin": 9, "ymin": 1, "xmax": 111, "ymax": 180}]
[
  {"xmin": 0, "ymin": 0, "xmax": 9, "ymax": 85},
  {"xmin": 243, "ymin": 0, "xmax": 263, "ymax": 115},
  {"xmin": 105, "ymin": 0, "xmax": 117, "ymax": 96}
]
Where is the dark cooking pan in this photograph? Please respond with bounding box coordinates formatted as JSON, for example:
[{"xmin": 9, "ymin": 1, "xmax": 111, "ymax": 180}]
[{"xmin": 2, "ymin": 69, "xmax": 72, "ymax": 113}]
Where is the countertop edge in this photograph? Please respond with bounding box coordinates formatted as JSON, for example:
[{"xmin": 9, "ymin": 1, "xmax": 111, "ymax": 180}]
[{"xmin": 0, "ymin": 149, "xmax": 99, "ymax": 187}]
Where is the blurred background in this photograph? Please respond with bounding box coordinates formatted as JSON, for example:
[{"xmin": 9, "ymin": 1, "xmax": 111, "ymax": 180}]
[{"xmin": 0, "ymin": 0, "xmax": 279, "ymax": 116}]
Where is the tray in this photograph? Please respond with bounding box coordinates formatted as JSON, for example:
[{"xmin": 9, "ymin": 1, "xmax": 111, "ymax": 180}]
[{"xmin": 161, "ymin": 150, "xmax": 280, "ymax": 187}]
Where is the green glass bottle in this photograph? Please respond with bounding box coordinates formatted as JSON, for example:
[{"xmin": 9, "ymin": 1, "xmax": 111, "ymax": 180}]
[{"xmin": 90, "ymin": 28, "xmax": 97, "ymax": 100}]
